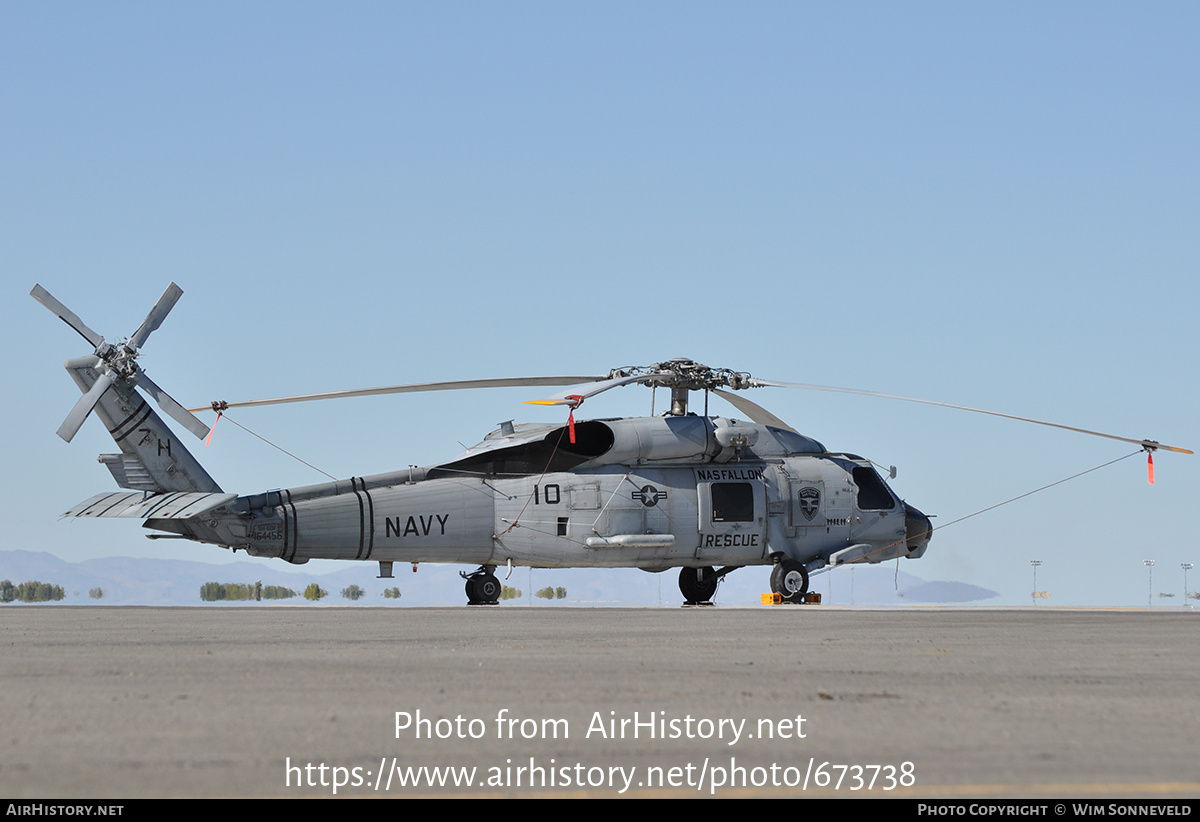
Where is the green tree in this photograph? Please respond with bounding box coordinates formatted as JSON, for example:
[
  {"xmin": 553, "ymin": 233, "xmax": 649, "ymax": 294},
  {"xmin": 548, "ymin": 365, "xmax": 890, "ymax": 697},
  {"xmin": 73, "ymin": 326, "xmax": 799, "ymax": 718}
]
[
  {"xmin": 304, "ymin": 583, "xmax": 327, "ymax": 601},
  {"xmin": 6, "ymin": 581, "xmax": 66, "ymax": 603},
  {"xmin": 89, "ymin": 587, "xmax": 104, "ymax": 600},
  {"xmin": 536, "ymin": 586, "xmax": 555, "ymax": 600},
  {"xmin": 382, "ymin": 587, "xmax": 401, "ymax": 599},
  {"xmin": 200, "ymin": 581, "xmax": 224, "ymax": 601},
  {"xmin": 555, "ymin": 587, "xmax": 567, "ymax": 600},
  {"xmin": 200, "ymin": 582, "xmax": 260, "ymax": 601},
  {"xmin": 500, "ymin": 585, "xmax": 521, "ymax": 600},
  {"xmin": 224, "ymin": 583, "xmax": 254, "ymax": 601},
  {"xmin": 261, "ymin": 585, "xmax": 297, "ymax": 600},
  {"xmin": 341, "ymin": 584, "xmax": 364, "ymax": 601}
]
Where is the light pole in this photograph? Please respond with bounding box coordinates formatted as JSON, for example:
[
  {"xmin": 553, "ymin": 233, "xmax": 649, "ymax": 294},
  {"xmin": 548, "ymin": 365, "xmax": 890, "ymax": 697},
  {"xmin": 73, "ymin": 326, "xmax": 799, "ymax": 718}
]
[
  {"xmin": 1030, "ymin": 560, "xmax": 1042, "ymax": 606},
  {"xmin": 1144, "ymin": 560, "xmax": 1155, "ymax": 607},
  {"xmin": 1183, "ymin": 563, "xmax": 1194, "ymax": 605}
]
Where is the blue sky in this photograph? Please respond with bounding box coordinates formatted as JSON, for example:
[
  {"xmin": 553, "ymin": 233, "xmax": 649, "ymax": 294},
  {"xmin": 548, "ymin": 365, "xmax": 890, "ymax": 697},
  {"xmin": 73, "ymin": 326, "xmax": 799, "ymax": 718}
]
[{"xmin": 3, "ymin": 2, "xmax": 1196, "ymax": 606}]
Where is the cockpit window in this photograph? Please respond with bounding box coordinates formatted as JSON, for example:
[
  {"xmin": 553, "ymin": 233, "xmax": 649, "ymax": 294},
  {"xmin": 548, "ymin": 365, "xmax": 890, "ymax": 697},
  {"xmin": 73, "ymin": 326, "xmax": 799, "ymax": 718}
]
[{"xmin": 852, "ymin": 466, "xmax": 896, "ymax": 510}]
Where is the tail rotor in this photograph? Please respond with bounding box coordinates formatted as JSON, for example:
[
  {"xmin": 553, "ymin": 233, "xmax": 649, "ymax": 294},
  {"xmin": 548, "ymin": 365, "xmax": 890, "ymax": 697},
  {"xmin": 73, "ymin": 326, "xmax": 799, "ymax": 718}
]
[{"xmin": 31, "ymin": 283, "xmax": 209, "ymax": 442}]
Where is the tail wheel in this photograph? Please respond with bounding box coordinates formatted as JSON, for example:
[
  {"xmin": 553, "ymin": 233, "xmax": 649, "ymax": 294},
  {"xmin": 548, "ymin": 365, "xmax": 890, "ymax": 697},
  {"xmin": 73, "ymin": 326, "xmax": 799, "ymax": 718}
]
[{"xmin": 770, "ymin": 559, "xmax": 809, "ymax": 603}]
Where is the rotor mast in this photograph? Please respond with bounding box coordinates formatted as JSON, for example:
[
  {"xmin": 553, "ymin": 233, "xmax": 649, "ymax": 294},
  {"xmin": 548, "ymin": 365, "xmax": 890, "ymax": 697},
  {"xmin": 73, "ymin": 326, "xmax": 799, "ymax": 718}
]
[
  {"xmin": 614, "ymin": 358, "xmax": 752, "ymax": 417},
  {"xmin": 670, "ymin": 385, "xmax": 689, "ymax": 416}
]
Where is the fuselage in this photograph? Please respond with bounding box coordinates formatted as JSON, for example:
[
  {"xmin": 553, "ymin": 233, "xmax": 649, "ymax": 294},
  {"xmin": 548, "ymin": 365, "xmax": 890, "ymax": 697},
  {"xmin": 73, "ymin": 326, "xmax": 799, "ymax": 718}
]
[{"xmin": 178, "ymin": 415, "xmax": 932, "ymax": 573}]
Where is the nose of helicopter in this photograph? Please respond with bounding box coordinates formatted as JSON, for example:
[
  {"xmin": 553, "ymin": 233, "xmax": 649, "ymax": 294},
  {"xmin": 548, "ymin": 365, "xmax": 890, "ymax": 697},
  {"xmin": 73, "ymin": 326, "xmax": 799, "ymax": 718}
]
[{"xmin": 904, "ymin": 503, "xmax": 933, "ymax": 557}]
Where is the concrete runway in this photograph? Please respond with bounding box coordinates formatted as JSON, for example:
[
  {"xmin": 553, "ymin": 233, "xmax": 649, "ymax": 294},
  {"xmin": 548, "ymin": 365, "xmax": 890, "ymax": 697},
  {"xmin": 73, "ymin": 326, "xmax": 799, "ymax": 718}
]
[{"xmin": 2, "ymin": 606, "xmax": 1197, "ymax": 798}]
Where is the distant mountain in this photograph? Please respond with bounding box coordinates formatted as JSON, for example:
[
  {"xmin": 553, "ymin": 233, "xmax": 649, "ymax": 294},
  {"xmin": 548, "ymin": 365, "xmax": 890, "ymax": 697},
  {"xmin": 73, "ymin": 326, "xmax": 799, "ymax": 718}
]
[
  {"xmin": 898, "ymin": 580, "xmax": 1000, "ymax": 603},
  {"xmin": 0, "ymin": 550, "xmax": 998, "ymax": 606}
]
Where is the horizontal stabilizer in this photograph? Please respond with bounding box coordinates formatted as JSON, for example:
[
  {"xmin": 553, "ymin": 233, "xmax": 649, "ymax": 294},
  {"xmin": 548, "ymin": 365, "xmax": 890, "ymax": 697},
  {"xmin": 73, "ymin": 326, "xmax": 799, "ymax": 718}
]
[{"xmin": 64, "ymin": 491, "xmax": 236, "ymax": 519}]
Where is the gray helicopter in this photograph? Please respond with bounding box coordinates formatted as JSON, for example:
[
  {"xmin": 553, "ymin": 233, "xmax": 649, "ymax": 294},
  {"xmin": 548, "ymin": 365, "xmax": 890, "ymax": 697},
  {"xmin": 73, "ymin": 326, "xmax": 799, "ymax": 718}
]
[{"xmin": 32, "ymin": 283, "xmax": 1192, "ymax": 605}]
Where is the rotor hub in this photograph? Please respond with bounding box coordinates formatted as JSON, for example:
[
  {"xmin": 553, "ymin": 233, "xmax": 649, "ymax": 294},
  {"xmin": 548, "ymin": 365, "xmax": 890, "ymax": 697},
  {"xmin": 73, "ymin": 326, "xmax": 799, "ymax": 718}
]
[{"xmin": 607, "ymin": 360, "xmax": 754, "ymax": 415}]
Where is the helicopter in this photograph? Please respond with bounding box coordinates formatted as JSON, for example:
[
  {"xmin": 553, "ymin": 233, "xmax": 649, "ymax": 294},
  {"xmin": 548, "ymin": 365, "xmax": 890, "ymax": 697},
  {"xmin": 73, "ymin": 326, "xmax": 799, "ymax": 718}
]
[{"xmin": 32, "ymin": 283, "xmax": 1192, "ymax": 605}]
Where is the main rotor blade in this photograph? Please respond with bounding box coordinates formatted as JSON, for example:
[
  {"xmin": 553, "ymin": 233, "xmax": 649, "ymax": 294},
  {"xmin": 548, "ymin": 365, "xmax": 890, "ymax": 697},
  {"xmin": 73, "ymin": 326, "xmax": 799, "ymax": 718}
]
[
  {"xmin": 30, "ymin": 285, "xmax": 104, "ymax": 349},
  {"xmin": 751, "ymin": 379, "xmax": 1193, "ymax": 455},
  {"xmin": 189, "ymin": 375, "xmax": 609, "ymax": 413},
  {"xmin": 525, "ymin": 374, "xmax": 657, "ymax": 407},
  {"xmin": 128, "ymin": 282, "xmax": 183, "ymax": 351},
  {"xmin": 57, "ymin": 370, "xmax": 116, "ymax": 442},
  {"xmin": 712, "ymin": 389, "xmax": 799, "ymax": 434},
  {"xmin": 135, "ymin": 370, "xmax": 213, "ymax": 440}
]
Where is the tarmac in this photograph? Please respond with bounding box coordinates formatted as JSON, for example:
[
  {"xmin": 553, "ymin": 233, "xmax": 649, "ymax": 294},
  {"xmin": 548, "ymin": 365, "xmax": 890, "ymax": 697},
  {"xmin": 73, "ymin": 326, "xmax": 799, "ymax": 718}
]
[{"xmin": 2, "ymin": 605, "xmax": 1197, "ymax": 798}]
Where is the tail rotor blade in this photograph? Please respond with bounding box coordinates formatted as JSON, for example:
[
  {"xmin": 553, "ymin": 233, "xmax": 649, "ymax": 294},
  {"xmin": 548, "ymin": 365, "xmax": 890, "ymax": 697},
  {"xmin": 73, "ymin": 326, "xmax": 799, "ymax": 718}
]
[
  {"xmin": 30, "ymin": 285, "xmax": 104, "ymax": 349},
  {"xmin": 136, "ymin": 370, "xmax": 211, "ymax": 440},
  {"xmin": 128, "ymin": 282, "xmax": 183, "ymax": 351},
  {"xmin": 57, "ymin": 370, "xmax": 116, "ymax": 442},
  {"xmin": 37, "ymin": 282, "xmax": 209, "ymax": 443}
]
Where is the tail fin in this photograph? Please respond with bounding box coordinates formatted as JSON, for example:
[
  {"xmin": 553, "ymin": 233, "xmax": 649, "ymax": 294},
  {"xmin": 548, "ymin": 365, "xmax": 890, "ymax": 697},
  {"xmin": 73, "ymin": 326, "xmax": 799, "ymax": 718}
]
[{"xmin": 66, "ymin": 356, "xmax": 222, "ymax": 495}]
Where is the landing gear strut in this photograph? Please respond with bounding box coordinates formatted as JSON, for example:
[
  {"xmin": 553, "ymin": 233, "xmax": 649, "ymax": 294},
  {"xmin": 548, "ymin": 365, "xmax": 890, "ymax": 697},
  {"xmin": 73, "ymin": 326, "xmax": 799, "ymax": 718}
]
[
  {"xmin": 770, "ymin": 558, "xmax": 809, "ymax": 603},
  {"xmin": 462, "ymin": 566, "xmax": 501, "ymax": 605}
]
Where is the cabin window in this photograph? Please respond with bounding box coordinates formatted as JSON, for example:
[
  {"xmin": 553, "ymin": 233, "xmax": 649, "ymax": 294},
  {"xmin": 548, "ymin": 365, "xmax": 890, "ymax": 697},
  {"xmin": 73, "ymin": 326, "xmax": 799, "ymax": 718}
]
[
  {"xmin": 852, "ymin": 466, "xmax": 896, "ymax": 510},
  {"xmin": 711, "ymin": 482, "xmax": 753, "ymax": 522}
]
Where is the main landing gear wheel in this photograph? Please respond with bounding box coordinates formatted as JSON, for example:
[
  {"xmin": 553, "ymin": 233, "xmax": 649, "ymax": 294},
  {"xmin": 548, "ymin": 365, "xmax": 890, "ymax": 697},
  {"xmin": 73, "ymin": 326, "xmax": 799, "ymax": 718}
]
[
  {"xmin": 464, "ymin": 570, "xmax": 501, "ymax": 605},
  {"xmin": 679, "ymin": 566, "xmax": 718, "ymax": 604},
  {"xmin": 770, "ymin": 559, "xmax": 809, "ymax": 604}
]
